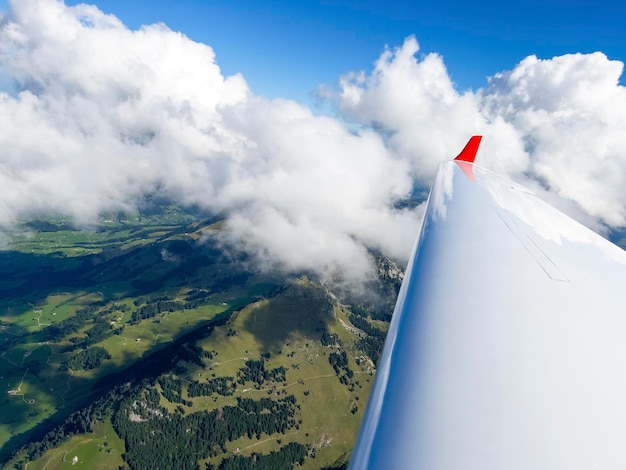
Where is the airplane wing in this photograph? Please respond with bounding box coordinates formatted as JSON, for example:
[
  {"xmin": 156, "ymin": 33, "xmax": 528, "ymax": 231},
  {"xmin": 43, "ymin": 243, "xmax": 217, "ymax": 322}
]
[{"xmin": 350, "ymin": 136, "xmax": 626, "ymax": 469}]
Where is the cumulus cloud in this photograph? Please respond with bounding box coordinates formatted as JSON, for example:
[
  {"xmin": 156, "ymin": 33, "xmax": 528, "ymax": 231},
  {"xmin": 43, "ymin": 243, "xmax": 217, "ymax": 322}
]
[
  {"xmin": 336, "ymin": 38, "xmax": 626, "ymax": 231},
  {"xmin": 482, "ymin": 53, "xmax": 626, "ymax": 227},
  {"xmin": 336, "ymin": 37, "xmax": 530, "ymax": 182},
  {"xmin": 0, "ymin": 0, "xmax": 625, "ymax": 286},
  {"xmin": 0, "ymin": 0, "xmax": 420, "ymax": 285},
  {"xmin": 0, "ymin": 0, "xmax": 249, "ymax": 222}
]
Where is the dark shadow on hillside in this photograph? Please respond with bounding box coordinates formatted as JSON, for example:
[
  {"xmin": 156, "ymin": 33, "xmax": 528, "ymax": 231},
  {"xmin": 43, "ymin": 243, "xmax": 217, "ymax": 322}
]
[
  {"xmin": 241, "ymin": 284, "xmax": 334, "ymax": 352},
  {"xmin": 0, "ymin": 302, "xmax": 243, "ymax": 464},
  {"xmin": 0, "ymin": 219, "xmax": 262, "ymax": 463},
  {"xmin": 0, "ymin": 231, "xmax": 248, "ymax": 319},
  {"xmin": 0, "ymin": 363, "xmax": 101, "ymax": 462}
]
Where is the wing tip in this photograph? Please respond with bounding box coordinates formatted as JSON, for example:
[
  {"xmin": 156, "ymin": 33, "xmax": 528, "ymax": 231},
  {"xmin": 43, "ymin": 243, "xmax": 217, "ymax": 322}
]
[{"xmin": 454, "ymin": 135, "xmax": 482, "ymax": 163}]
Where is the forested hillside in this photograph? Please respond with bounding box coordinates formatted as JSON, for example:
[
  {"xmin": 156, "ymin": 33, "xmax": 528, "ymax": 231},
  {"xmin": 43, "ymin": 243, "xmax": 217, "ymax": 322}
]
[{"xmin": 0, "ymin": 205, "xmax": 401, "ymax": 469}]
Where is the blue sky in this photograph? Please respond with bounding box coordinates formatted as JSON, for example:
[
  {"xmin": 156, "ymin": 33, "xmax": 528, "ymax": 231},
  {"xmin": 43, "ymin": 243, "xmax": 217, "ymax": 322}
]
[{"xmin": 2, "ymin": 0, "xmax": 619, "ymax": 105}]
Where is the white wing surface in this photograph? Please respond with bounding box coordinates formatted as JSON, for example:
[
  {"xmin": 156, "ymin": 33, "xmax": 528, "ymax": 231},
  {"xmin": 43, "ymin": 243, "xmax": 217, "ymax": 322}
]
[{"xmin": 350, "ymin": 137, "xmax": 626, "ymax": 469}]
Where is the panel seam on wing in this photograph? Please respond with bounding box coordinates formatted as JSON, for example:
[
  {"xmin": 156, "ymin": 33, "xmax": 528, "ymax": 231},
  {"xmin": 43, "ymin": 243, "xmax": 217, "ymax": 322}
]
[{"xmin": 492, "ymin": 205, "xmax": 570, "ymax": 282}]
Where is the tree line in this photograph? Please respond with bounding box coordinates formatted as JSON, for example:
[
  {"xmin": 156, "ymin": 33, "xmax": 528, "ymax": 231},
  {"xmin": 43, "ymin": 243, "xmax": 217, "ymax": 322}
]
[
  {"xmin": 58, "ymin": 346, "xmax": 111, "ymax": 372},
  {"xmin": 212, "ymin": 442, "xmax": 308, "ymax": 470},
  {"xmin": 113, "ymin": 388, "xmax": 302, "ymax": 469}
]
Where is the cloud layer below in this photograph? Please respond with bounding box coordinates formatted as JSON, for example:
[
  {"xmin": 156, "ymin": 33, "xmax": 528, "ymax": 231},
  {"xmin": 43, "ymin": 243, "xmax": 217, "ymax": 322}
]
[{"xmin": 1, "ymin": 0, "xmax": 625, "ymax": 284}]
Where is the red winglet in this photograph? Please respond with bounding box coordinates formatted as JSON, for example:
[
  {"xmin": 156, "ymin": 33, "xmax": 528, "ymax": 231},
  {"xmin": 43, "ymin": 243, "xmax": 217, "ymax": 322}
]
[{"xmin": 454, "ymin": 135, "xmax": 482, "ymax": 163}]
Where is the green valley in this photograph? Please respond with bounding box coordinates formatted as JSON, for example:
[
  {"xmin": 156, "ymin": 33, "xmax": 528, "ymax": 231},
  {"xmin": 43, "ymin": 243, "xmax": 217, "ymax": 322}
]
[{"xmin": 0, "ymin": 206, "xmax": 400, "ymax": 469}]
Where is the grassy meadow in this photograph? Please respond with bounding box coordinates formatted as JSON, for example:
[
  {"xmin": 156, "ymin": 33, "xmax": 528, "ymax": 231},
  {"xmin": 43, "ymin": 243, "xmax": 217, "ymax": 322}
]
[{"xmin": 0, "ymin": 207, "xmax": 394, "ymax": 469}]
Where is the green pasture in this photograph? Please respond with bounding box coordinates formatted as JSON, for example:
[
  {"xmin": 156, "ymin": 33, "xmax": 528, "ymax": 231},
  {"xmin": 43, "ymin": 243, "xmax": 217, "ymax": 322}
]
[
  {"xmin": 0, "ymin": 356, "xmax": 61, "ymax": 446},
  {"xmin": 6, "ymin": 219, "xmax": 192, "ymax": 259},
  {"xmin": 4, "ymin": 283, "xmax": 374, "ymax": 469},
  {"xmin": 100, "ymin": 303, "xmax": 226, "ymax": 370},
  {"xmin": 190, "ymin": 287, "xmax": 372, "ymax": 469},
  {"xmin": 0, "ymin": 209, "xmax": 385, "ymax": 469},
  {"xmin": 0, "ymin": 335, "xmax": 106, "ymax": 446},
  {"xmin": 27, "ymin": 419, "xmax": 125, "ymax": 470}
]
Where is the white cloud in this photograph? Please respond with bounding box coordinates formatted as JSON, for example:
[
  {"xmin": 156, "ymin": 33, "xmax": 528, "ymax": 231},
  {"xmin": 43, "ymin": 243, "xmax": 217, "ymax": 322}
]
[
  {"xmin": 336, "ymin": 37, "xmax": 531, "ymax": 183},
  {"xmin": 0, "ymin": 0, "xmax": 421, "ymax": 284},
  {"xmin": 0, "ymin": 0, "xmax": 625, "ymax": 285},
  {"xmin": 335, "ymin": 37, "xmax": 626, "ymax": 230},
  {"xmin": 482, "ymin": 53, "xmax": 626, "ymax": 227}
]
